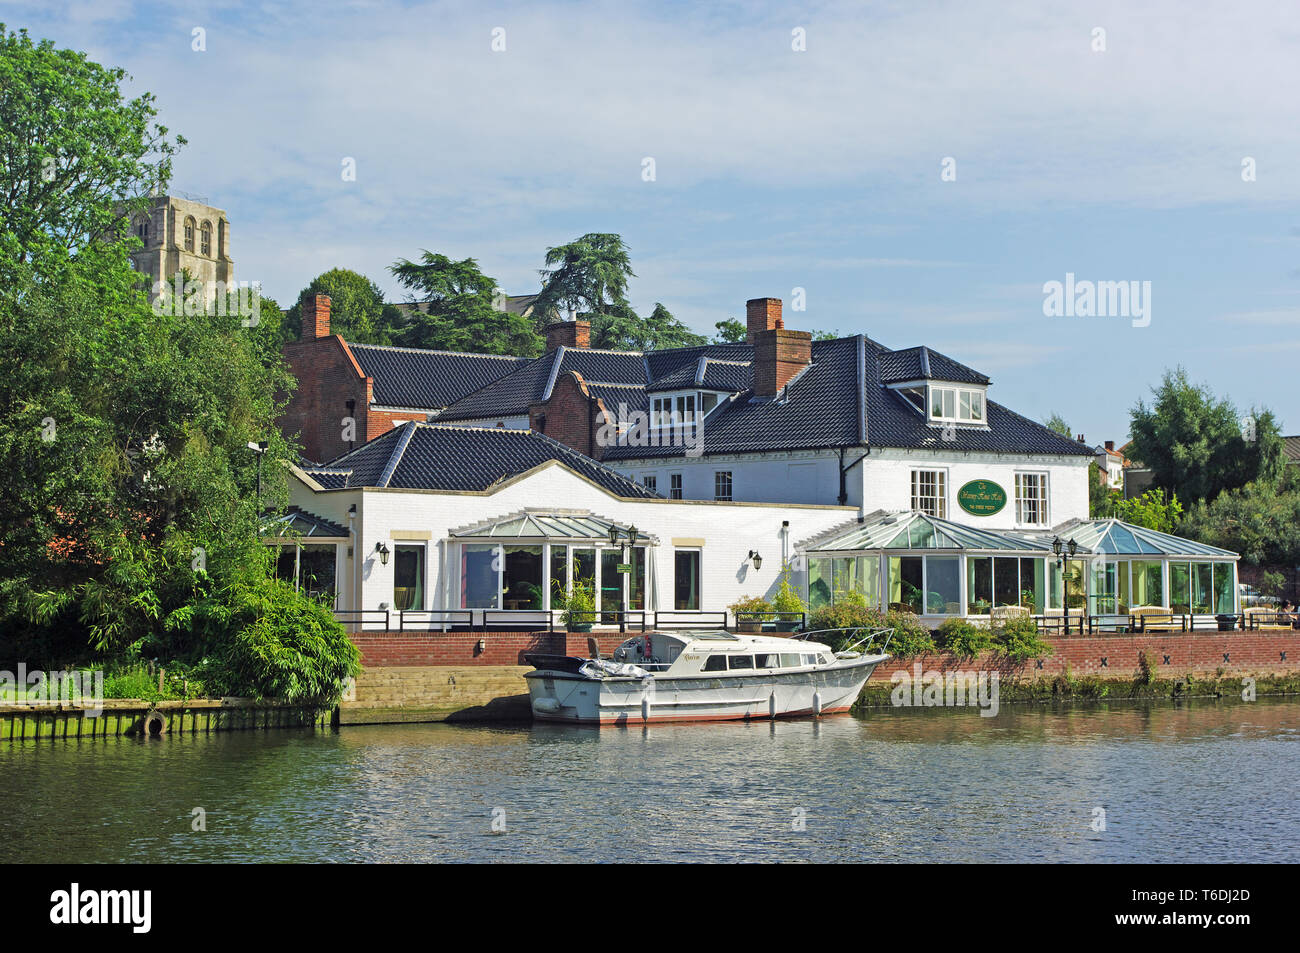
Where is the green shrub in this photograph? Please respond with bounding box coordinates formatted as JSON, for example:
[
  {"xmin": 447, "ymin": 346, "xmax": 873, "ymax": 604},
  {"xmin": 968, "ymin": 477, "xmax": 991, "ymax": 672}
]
[
  {"xmin": 807, "ymin": 589, "xmax": 875, "ymax": 633},
  {"xmin": 728, "ymin": 594, "xmax": 775, "ymax": 623},
  {"xmin": 191, "ymin": 570, "xmax": 360, "ymax": 707},
  {"xmin": 554, "ymin": 578, "xmax": 596, "ymax": 630},
  {"xmin": 938, "ymin": 617, "xmax": 993, "ymax": 658},
  {"xmin": 994, "ymin": 615, "xmax": 1054, "ymax": 664},
  {"xmin": 771, "ymin": 568, "xmax": 807, "ymax": 620},
  {"xmin": 884, "ymin": 609, "xmax": 938, "ymax": 658}
]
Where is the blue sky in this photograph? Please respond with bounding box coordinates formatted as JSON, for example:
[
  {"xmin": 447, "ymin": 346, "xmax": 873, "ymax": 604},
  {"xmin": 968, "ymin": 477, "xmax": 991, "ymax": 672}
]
[{"xmin": 6, "ymin": 0, "xmax": 1299, "ymax": 443}]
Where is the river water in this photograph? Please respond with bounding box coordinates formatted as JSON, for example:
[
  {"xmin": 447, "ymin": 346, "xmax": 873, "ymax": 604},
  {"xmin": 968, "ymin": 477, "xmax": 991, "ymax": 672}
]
[{"xmin": 2, "ymin": 699, "xmax": 1296, "ymax": 863}]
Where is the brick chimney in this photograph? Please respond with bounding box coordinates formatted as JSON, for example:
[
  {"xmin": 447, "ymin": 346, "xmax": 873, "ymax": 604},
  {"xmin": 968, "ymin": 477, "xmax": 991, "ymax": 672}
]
[
  {"xmin": 754, "ymin": 327, "xmax": 812, "ymax": 396},
  {"xmin": 1104, "ymin": 440, "xmax": 1114, "ymax": 452},
  {"xmin": 546, "ymin": 319, "xmax": 590, "ymax": 351},
  {"xmin": 302, "ymin": 294, "xmax": 331, "ymax": 340},
  {"xmin": 746, "ymin": 297, "xmax": 782, "ymax": 343}
]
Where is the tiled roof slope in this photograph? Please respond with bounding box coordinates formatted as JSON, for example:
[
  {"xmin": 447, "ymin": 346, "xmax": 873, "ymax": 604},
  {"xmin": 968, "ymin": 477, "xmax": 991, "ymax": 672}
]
[
  {"xmin": 878, "ymin": 345, "xmax": 989, "ymax": 385},
  {"xmin": 604, "ymin": 335, "xmax": 1091, "ymax": 460},
  {"xmin": 349, "ymin": 344, "xmax": 527, "ymax": 410},
  {"xmin": 311, "ymin": 423, "xmax": 660, "ymax": 497}
]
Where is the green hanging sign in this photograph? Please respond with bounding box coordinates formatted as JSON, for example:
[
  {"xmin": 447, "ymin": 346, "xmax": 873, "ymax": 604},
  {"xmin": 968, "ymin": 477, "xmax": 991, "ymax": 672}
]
[{"xmin": 957, "ymin": 480, "xmax": 1007, "ymax": 516}]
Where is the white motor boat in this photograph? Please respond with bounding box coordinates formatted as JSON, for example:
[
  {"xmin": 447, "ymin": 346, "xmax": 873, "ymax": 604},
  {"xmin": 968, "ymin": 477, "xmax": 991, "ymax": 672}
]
[{"xmin": 524, "ymin": 628, "xmax": 891, "ymax": 725}]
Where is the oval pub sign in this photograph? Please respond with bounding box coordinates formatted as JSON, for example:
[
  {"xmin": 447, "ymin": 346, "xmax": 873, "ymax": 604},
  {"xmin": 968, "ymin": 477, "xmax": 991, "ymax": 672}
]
[{"xmin": 957, "ymin": 480, "xmax": 1007, "ymax": 516}]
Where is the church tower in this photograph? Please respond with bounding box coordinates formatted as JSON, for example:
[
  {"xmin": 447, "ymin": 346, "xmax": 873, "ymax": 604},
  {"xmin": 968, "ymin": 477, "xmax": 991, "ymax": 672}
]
[{"xmin": 127, "ymin": 193, "xmax": 234, "ymax": 299}]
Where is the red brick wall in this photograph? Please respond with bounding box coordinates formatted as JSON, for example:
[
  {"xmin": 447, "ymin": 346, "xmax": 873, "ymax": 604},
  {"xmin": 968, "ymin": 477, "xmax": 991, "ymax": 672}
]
[
  {"xmin": 281, "ymin": 334, "xmax": 429, "ymax": 465},
  {"xmin": 529, "ymin": 371, "xmax": 607, "ymax": 458},
  {"xmin": 350, "ymin": 629, "xmax": 1300, "ymax": 677},
  {"xmin": 869, "ymin": 631, "xmax": 1300, "ymax": 682},
  {"xmin": 545, "ymin": 320, "xmax": 590, "ymax": 350},
  {"xmin": 753, "ymin": 327, "xmax": 812, "ymax": 396},
  {"xmin": 351, "ymin": 631, "xmax": 629, "ymax": 667}
]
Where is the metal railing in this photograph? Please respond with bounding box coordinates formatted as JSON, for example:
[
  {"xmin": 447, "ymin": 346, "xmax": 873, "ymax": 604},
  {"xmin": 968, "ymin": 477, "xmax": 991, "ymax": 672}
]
[
  {"xmin": 332, "ymin": 609, "xmax": 390, "ymax": 629},
  {"xmin": 1034, "ymin": 612, "xmax": 1244, "ymax": 635},
  {"xmin": 733, "ymin": 611, "xmax": 806, "ymax": 631},
  {"xmin": 794, "ymin": 626, "xmax": 895, "ymax": 656},
  {"xmin": 651, "ymin": 610, "xmax": 729, "ymax": 629},
  {"xmin": 397, "ymin": 609, "xmax": 474, "ymax": 631}
]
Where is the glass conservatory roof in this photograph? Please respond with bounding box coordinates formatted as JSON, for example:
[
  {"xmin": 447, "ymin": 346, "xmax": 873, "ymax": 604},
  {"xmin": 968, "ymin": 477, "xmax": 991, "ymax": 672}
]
[
  {"xmin": 1044, "ymin": 519, "xmax": 1237, "ymax": 558},
  {"xmin": 449, "ymin": 510, "xmax": 657, "ymax": 542},
  {"xmin": 804, "ymin": 513, "xmax": 1237, "ymax": 558},
  {"xmin": 805, "ymin": 512, "xmax": 1053, "ymax": 553}
]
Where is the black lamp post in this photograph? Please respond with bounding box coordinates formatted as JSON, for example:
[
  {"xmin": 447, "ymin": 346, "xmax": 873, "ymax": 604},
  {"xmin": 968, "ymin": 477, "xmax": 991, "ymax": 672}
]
[
  {"xmin": 246, "ymin": 440, "xmax": 269, "ymax": 510},
  {"xmin": 1052, "ymin": 535, "xmax": 1079, "ymax": 634}
]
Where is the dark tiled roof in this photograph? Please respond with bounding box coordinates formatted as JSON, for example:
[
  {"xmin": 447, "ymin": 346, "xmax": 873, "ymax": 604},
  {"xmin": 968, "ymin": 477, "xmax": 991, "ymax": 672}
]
[
  {"xmin": 1284, "ymin": 435, "xmax": 1300, "ymax": 463},
  {"xmin": 314, "ymin": 423, "xmax": 660, "ymax": 497},
  {"xmin": 558, "ymin": 349, "xmax": 646, "ymax": 385},
  {"xmin": 349, "ymin": 344, "xmax": 526, "ymax": 410},
  {"xmin": 604, "ymin": 335, "xmax": 1092, "ymax": 460},
  {"xmin": 301, "ymin": 468, "xmax": 351, "ymax": 490},
  {"xmin": 878, "ymin": 345, "xmax": 989, "ymax": 385},
  {"xmin": 434, "ymin": 351, "xmax": 560, "ymax": 421},
  {"xmin": 261, "ymin": 506, "xmax": 350, "ymax": 537}
]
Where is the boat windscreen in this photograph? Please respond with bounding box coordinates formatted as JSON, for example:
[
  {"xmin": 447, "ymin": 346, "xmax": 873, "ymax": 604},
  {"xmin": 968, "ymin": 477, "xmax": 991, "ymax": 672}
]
[{"xmin": 678, "ymin": 630, "xmax": 739, "ymax": 641}]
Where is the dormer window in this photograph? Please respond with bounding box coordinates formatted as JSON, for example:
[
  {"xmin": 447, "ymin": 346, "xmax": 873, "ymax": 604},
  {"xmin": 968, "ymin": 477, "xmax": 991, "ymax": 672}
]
[{"xmin": 929, "ymin": 384, "xmax": 985, "ymax": 424}]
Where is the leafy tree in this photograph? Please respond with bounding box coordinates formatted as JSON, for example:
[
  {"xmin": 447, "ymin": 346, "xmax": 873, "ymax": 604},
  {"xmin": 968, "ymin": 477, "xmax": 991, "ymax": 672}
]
[
  {"xmin": 283, "ymin": 268, "xmax": 403, "ymax": 344},
  {"xmin": 1089, "ymin": 461, "xmax": 1119, "ymax": 518},
  {"xmin": 590, "ymin": 301, "xmax": 705, "ymax": 350},
  {"xmin": 0, "ymin": 25, "xmax": 183, "ymax": 269},
  {"xmin": 534, "ymin": 233, "xmax": 634, "ymax": 325},
  {"xmin": 0, "ymin": 28, "xmax": 357, "ymax": 701},
  {"xmin": 1177, "ymin": 470, "xmax": 1300, "ymax": 566},
  {"xmin": 713, "ymin": 318, "xmax": 746, "ymax": 343},
  {"xmin": 389, "ymin": 251, "xmax": 542, "ymax": 356},
  {"xmin": 1110, "ymin": 488, "xmax": 1183, "ymax": 534},
  {"xmin": 1129, "ymin": 368, "xmax": 1284, "ymax": 504},
  {"xmin": 1044, "ymin": 413, "xmax": 1071, "ymax": 437}
]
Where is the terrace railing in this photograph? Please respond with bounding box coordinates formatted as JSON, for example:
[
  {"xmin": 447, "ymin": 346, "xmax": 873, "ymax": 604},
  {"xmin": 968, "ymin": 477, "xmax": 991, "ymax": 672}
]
[
  {"xmin": 733, "ymin": 611, "xmax": 806, "ymax": 632},
  {"xmin": 652, "ymin": 609, "xmax": 729, "ymax": 629}
]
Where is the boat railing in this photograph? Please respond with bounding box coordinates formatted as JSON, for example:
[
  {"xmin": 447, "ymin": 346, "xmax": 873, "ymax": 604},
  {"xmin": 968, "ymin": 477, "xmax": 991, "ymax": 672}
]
[{"xmin": 793, "ymin": 626, "xmax": 895, "ymax": 656}]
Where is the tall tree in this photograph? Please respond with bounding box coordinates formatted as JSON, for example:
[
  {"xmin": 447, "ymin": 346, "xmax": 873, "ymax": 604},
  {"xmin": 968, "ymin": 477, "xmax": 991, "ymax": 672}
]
[
  {"xmin": 0, "ymin": 25, "xmax": 183, "ymax": 269},
  {"xmin": 534, "ymin": 233, "xmax": 635, "ymax": 325},
  {"xmin": 389, "ymin": 251, "xmax": 542, "ymax": 356},
  {"xmin": 283, "ymin": 268, "xmax": 403, "ymax": 344},
  {"xmin": 1129, "ymin": 368, "xmax": 1284, "ymax": 504},
  {"xmin": 713, "ymin": 318, "xmax": 746, "ymax": 343},
  {"xmin": 0, "ymin": 28, "xmax": 357, "ymax": 700},
  {"xmin": 591, "ymin": 301, "xmax": 705, "ymax": 350},
  {"xmin": 1044, "ymin": 413, "xmax": 1071, "ymax": 437}
]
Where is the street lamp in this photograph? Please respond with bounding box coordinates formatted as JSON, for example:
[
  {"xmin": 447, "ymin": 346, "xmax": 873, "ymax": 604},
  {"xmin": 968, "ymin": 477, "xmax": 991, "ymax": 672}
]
[
  {"xmin": 246, "ymin": 440, "xmax": 269, "ymax": 510},
  {"xmin": 1052, "ymin": 536, "xmax": 1079, "ymax": 634}
]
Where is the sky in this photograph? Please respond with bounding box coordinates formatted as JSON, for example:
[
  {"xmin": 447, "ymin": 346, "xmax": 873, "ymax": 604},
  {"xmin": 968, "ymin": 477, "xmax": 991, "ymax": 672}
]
[{"xmin": 5, "ymin": 0, "xmax": 1299, "ymax": 443}]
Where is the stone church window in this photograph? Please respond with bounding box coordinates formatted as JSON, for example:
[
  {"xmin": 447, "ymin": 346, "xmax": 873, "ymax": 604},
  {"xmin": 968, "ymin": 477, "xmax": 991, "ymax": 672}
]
[
  {"xmin": 200, "ymin": 221, "xmax": 212, "ymax": 256},
  {"xmin": 134, "ymin": 216, "xmax": 149, "ymax": 243},
  {"xmin": 184, "ymin": 218, "xmax": 195, "ymax": 251}
]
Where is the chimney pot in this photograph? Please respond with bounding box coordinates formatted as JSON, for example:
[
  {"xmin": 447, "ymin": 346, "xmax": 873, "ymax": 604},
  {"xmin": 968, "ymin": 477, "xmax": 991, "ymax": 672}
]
[
  {"xmin": 302, "ymin": 294, "xmax": 332, "ymax": 340},
  {"xmin": 546, "ymin": 319, "xmax": 590, "ymax": 351},
  {"xmin": 746, "ymin": 297, "xmax": 782, "ymax": 343}
]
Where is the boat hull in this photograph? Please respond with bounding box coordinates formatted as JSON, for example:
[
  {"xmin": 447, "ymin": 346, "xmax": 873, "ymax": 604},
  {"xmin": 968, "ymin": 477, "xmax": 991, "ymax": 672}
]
[{"xmin": 525, "ymin": 657, "xmax": 882, "ymax": 725}]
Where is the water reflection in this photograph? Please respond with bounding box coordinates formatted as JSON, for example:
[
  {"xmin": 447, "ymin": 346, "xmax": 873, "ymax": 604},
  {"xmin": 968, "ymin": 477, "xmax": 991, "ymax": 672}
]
[{"xmin": 1, "ymin": 698, "xmax": 1295, "ymax": 863}]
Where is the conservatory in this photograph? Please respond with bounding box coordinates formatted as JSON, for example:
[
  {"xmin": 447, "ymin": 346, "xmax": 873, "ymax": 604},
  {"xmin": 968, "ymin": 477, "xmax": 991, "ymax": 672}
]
[{"xmin": 799, "ymin": 512, "xmax": 1239, "ymax": 631}]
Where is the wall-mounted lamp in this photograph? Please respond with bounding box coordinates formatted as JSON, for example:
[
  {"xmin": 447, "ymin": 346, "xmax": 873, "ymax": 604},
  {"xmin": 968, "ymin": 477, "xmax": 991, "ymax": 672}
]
[
  {"xmin": 748, "ymin": 550, "xmax": 763, "ymax": 570},
  {"xmin": 476, "ymin": 638, "xmax": 486, "ymax": 653},
  {"xmin": 375, "ymin": 542, "xmax": 390, "ymax": 566}
]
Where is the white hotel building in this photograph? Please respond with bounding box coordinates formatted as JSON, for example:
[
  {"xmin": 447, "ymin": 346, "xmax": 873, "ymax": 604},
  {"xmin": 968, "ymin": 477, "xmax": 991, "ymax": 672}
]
[{"xmin": 273, "ymin": 297, "xmax": 1238, "ymax": 631}]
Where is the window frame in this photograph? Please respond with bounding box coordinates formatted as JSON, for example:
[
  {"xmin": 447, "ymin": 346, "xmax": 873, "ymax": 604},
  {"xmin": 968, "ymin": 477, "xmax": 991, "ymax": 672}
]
[
  {"xmin": 1014, "ymin": 471, "xmax": 1050, "ymax": 526},
  {"xmin": 713, "ymin": 470, "xmax": 733, "ymax": 502},
  {"xmin": 910, "ymin": 468, "xmax": 947, "ymax": 518},
  {"xmin": 928, "ymin": 384, "xmax": 986, "ymax": 424},
  {"xmin": 669, "ymin": 473, "xmax": 683, "ymax": 500}
]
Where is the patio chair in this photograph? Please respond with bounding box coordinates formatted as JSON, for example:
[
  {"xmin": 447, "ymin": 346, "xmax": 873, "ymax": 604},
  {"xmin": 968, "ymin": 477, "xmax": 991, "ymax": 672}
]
[
  {"xmin": 1130, "ymin": 605, "xmax": 1182, "ymax": 633},
  {"xmin": 1244, "ymin": 607, "xmax": 1292, "ymax": 632}
]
